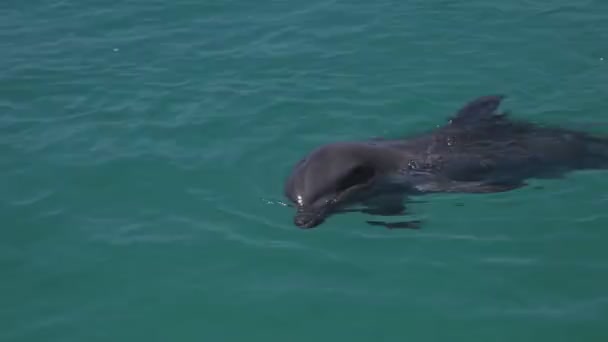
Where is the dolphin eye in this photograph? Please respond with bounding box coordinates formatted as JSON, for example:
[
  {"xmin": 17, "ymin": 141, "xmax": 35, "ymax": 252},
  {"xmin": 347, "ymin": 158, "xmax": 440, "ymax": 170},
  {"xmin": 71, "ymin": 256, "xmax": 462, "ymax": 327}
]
[{"xmin": 336, "ymin": 165, "xmax": 375, "ymax": 192}]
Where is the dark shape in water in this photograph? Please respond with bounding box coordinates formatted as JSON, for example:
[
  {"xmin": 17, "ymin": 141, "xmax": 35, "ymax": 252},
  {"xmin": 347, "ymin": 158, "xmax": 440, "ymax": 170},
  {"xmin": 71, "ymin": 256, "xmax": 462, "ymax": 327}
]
[{"xmin": 283, "ymin": 95, "xmax": 608, "ymax": 229}]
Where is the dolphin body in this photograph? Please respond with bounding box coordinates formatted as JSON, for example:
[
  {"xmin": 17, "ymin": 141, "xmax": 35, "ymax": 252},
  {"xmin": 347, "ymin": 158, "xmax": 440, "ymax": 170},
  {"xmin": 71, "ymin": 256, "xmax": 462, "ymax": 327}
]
[{"xmin": 284, "ymin": 95, "xmax": 608, "ymax": 229}]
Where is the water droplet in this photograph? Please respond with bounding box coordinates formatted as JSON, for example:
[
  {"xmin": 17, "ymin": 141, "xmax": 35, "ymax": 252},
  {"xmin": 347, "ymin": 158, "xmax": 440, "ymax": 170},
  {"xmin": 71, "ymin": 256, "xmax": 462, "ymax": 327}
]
[{"xmin": 447, "ymin": 136, "xmax": 455, "ymax": 146}]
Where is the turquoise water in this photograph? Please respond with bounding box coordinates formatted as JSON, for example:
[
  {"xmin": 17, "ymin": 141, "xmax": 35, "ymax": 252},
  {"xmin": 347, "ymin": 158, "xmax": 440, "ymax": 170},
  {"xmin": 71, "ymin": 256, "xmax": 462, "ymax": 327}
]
[{"xmin": 2, "ymin": 0, "xmax": 608, "ymax": 341}]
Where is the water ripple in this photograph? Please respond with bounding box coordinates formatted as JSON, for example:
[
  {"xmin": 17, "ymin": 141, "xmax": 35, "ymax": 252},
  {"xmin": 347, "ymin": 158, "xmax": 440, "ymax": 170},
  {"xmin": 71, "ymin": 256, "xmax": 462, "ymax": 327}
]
[
  {"xmin": 477, "ymin": 296, "xmax": 608, "ymax": 320},
  {"xmin": 9, "ymin": 189, "xmax": 54, "ymax": 207}
]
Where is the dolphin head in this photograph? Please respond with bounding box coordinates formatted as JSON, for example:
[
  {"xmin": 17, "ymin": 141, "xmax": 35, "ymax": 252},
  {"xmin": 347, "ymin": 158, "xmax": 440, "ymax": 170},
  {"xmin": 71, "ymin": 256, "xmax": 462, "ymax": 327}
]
[{"xmin": 284, "ymin": 142, "xmax": 401, "ymax": 228}]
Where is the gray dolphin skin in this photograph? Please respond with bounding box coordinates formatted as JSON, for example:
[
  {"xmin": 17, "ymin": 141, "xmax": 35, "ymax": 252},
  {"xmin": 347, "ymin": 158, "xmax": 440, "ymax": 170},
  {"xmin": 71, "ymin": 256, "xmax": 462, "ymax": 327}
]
[{"xmin": 283, "ymin": 95, "xmax": 608, "ymax": 229}]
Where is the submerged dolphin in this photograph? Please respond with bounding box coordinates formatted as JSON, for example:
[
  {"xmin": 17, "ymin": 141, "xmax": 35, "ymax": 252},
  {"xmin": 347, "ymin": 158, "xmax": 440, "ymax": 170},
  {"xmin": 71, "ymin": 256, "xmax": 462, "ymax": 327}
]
[{"xmin": 283, "ymin": 95, "xmax": 608, "ymax": 229}]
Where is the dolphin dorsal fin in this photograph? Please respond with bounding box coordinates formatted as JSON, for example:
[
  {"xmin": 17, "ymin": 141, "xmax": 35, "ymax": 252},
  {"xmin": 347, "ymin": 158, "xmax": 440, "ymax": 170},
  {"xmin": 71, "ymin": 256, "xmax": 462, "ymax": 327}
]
[{"xmin": 448, "ymin": 95, "xmax": 506, "ymax": 126}]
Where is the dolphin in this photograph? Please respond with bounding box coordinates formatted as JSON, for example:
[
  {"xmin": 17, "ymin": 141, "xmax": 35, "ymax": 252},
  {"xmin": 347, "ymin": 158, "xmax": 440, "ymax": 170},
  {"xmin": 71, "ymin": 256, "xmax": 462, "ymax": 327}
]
[{"xmin": 283, "ymin": 95, "xmax": 608, "ymax": 229}]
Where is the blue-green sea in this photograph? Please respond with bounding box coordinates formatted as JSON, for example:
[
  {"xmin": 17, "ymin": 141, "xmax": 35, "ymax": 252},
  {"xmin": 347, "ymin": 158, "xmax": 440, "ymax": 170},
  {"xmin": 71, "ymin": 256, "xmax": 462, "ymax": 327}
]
[{"xmin": 2, "ymin": 1, "xmax": 608, "ymax": 341}]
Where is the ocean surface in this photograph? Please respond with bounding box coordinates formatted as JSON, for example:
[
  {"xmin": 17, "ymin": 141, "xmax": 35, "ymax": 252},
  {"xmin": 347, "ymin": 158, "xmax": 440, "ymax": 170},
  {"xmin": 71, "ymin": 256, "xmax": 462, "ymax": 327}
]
[{"xmin": 2, "ymin": 0, "xmax": 608, "ymax": 341}]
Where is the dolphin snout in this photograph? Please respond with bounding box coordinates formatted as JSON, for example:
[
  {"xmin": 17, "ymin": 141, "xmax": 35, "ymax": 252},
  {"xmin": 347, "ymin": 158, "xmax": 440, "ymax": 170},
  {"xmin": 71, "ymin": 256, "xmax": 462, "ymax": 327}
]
[{"xmin": 294, "ymin": 208, "xmax": 325, "ymax": 228}]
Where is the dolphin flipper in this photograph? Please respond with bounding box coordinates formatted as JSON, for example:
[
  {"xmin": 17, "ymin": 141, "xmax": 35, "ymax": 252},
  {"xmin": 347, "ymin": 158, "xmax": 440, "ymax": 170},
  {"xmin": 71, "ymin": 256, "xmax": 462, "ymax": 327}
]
[
  {"xmin": 415, "ymin": 179, "xmax": 526, "ymax": 193},
  {"xmin": 366, "ymin": 220, "xmax": 421, "ymax": 229},
  {"xmin": 449, "ymin": 95, "xmax": 506, "ymax": 126},
  {"xmin": 443, "ymin": 180, "xmax": 526, "ymax": 193}
]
